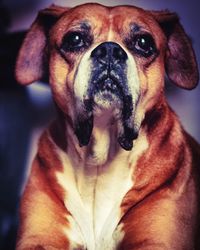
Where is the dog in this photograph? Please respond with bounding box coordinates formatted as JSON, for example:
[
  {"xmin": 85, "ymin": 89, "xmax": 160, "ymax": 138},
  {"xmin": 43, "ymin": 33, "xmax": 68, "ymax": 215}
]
[{"xmin": 15, "ymin": 3, "xmax": 200, "ymax": 250}]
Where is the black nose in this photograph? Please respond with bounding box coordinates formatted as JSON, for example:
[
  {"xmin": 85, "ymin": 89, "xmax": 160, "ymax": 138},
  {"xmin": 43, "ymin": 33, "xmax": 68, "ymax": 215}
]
[{"xmin": 91, "ymin": 42, "xmax": 127, "ymax": 64}]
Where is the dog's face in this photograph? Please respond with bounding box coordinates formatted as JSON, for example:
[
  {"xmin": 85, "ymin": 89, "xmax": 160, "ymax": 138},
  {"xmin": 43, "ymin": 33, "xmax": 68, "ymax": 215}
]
[
  {"xmin": 49, "ymin": 4, "xmax": 166, "ymax": 150},
  {"xmin": 16, "ymin": 3, "xmax": 199, "ymax": 150}
]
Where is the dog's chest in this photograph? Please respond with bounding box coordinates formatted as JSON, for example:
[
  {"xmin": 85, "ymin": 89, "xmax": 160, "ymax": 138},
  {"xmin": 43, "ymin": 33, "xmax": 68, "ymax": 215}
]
[{"xmin": 56, "ymin": 151, "xmax": 134, "ymax": 250}]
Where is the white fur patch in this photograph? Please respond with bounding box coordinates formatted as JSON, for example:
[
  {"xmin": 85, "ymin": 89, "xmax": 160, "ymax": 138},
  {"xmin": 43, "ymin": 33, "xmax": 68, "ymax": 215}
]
[
  {"xmin": 51, "ymin": 128, "xmax": 149, "ymax": 249},
  {"xmin": 126, "ymin": 52, "xmax": 140, "ymax": 106},
  {"xmin": 63, "ymin": 215, "xmax": 86, "ymax": 250},
  {"xmin": 88, "ymin": 125, "xmax": 110, "ymax": 166},
  {"xmin": 74, "ymin": 48, "xmax": 93, "ymax": 102}
]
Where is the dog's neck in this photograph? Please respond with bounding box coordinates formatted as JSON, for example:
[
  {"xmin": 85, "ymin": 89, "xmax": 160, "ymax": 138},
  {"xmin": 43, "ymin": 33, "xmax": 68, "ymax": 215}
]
[
  {"xmin": 51, "ymin": 99, "xmax": 166, "ymax": 167},
  {"xmin": 50, "ymin": 97, "xmax": 170, "ymax": 167},
  {"xmin": 69, "ymin": 110, "xmax": 120, "ymax": 166}
]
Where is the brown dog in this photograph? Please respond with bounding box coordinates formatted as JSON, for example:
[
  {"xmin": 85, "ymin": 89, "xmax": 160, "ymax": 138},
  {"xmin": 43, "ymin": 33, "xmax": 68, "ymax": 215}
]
[{"xmin": 15, "ymin": 3, "xmax": 200, "ymax": 250}]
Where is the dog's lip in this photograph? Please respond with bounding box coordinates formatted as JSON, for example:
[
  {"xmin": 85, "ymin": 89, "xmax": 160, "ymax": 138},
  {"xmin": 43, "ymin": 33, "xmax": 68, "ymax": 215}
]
[
  {"xmin": 91, "ymin": 74, "xmax": 126, "ymax": 98},
  {"xmin": 100, "ymin": 77, "xmax": 119, "ymax": 92}
]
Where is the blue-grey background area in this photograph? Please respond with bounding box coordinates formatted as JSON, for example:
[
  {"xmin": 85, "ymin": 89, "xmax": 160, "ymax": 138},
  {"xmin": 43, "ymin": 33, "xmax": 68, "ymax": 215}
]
[{"xmin": 0, "ymin": 0, "xmax": 199, "ymax": 249}]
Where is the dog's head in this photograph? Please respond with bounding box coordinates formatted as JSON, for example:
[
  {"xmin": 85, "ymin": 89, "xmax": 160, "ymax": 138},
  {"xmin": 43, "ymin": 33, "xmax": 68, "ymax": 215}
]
[{"xmin": 16, "ymin": 3, "xmax": 199, "ymax": 150}]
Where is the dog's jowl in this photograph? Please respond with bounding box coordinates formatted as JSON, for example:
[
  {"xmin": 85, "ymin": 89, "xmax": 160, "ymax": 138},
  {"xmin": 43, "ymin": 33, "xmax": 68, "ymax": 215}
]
[{"xmin": 15, "ymin": 3, "xmax": 200, "ymax": 250}]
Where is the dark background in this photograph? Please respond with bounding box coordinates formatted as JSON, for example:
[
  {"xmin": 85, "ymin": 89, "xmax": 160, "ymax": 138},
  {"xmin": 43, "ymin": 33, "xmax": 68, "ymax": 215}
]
[{"xmin": 0, "ymin": 0, "xmax": 199, "ymax": 249}]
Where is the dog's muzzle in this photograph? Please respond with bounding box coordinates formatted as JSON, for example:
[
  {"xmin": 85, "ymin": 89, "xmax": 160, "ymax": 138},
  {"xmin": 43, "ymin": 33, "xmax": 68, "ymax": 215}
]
[
  {"xmin": 74, "ymin": 42, "xmax": 139, "ymax": 150},
  {"xmin": 89, "ymin": 42, "xmax": 129, "ymax": 100}
]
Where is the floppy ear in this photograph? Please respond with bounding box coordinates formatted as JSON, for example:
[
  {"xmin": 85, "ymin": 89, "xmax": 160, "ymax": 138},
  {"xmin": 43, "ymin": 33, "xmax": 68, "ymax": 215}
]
[
  {"xmin": 15, "ymin": 5, "xmax": 69, "ymax": 85},
  {"xmin": 152, "ymin": 10, "xmax": 199, "ymax": 89}
]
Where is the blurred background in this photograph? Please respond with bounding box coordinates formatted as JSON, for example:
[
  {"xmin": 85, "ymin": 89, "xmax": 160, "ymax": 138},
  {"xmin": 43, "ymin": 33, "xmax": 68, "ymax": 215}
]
[{"xmin": 0, "ymin": 0, "xmax": 199, "ymax": 249}]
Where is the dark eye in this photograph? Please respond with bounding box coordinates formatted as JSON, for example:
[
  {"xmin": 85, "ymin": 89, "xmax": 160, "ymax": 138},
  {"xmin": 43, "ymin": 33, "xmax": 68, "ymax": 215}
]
[
  {"xmin": 132, "ymin": 34, "xmax": 156, "ymax": 57},
  {"xmin": 61, "ymin": 32, "xmax": 87, "ymax": 52}
]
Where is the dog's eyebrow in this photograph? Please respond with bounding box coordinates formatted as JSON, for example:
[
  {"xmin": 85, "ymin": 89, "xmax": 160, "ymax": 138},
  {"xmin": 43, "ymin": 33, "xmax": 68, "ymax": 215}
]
[
  {"xmin": 80, "ymin": 21, "xmax": 91, "ymax": 30},
  {"xmin": 130, "ymin": 23, "xmax": 141, "ymax": 33},
  {"xmin": 68, "ymin": 20, "xmax": 91, "ymax": 32}
]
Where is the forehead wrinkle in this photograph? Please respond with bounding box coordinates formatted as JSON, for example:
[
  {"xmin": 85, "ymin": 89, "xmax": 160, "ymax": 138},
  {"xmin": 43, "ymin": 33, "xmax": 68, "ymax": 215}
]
[
  {"xmin": 63, "ymin": 20, "xmax": 91, "ymax": 32},
  {"xmin": 130, "ymin": 23, "xmax": 141, "ymax": 33},
  {"xmin": 110, "ymin": 6, "xmax": 156, "ymax": 34}
]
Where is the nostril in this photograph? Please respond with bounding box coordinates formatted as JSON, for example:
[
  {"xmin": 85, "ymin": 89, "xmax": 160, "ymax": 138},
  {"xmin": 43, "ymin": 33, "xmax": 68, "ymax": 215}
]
[
  {"xmin": 113, "ymin": 47, "xmax": 127, "ymax": 61},
  {"xmin": 91, "ymin": 45, "xmax": 107, "ymax": 59}
]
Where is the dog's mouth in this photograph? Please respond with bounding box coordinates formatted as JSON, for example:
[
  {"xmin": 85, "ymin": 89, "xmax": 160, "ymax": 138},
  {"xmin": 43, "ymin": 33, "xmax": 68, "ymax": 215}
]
[
  {"xmin": 74, "ymin": 72, "xmax": 139, "ymax": 151},
  {"xmin": 92, "ymin": 76, "xmax": 124, "ymax": 101},
  {"xmin": 88, "ymin": 66, "xmax": 130, "ymax": 107}
]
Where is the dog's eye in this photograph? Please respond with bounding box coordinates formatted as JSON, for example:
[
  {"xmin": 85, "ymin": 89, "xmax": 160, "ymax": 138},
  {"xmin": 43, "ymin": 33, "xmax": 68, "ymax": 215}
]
[
  {"xmin": 61, "ymin": 32, "xmax": 89, "ymax": 52},
  {"xmin": 131, "ymin": 34, "xmax": 156, "ymax": 57}
]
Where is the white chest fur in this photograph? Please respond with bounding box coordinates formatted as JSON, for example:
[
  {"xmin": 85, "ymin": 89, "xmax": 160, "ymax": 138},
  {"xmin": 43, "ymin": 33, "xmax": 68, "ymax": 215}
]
[{"xmin": 54, "ymin": 131, "xmax": 148, "ymax": 250}]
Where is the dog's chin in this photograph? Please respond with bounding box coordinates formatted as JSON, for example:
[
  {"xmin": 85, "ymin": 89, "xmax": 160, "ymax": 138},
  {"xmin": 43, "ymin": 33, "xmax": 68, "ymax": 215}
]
[{"xmin": 93, "ymin": 90, "xmax": 122, "ymax": 112}]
